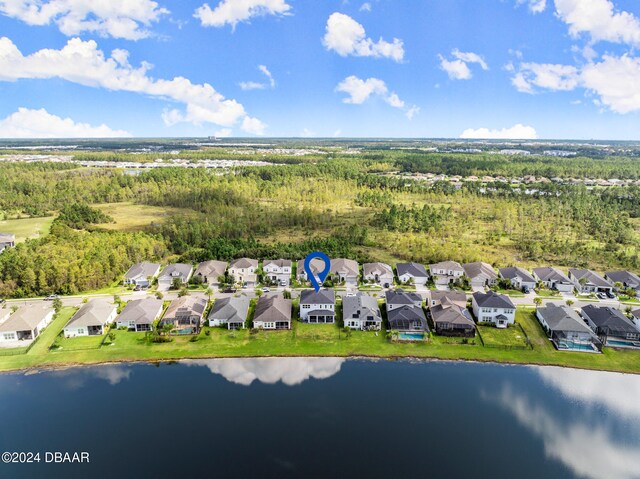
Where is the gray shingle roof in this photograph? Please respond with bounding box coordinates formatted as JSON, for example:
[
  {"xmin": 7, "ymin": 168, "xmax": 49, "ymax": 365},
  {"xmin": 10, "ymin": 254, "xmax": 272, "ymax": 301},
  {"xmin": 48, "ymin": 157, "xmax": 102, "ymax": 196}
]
[
  {"xmin": 207, "ymin": 295, "xmax": 250, "ymax": 324},
  {"xmin": 254, "ymin": 294, "xmax": 291, "ymax": 323},
  {"xmin": 194, "ymin": 260, "xmax": 227, "ymax": 279},
  {"xmin": 0, "ymin": 233, "xmax": 15, "ymax": 243},
  {"xmin": 463, "ymin": 262, "xmax": 497, "ymax": 280},
  {"xmin": 430, "ymin": 261, "xmax": 464, "ymax": 272},
  {"xmin": 263, "ymin": 259, "xmax": 292, "ymax": 268},
  {"xmin": 159, "ymin": 263, "xmax": 193, "ymax": 280},
  {"xmin": 568, "ymin": 269, "xmax": 610, "ymax": 288},
  {"xmin": 229, "ymin": 258, "xmax": 259, "ymax": 269},
  {"xmin": 581, "ymin": 305, "xmax": 638, "ymax": 334},
  {"xmin": 330, "ymin": 258, "xmax": 359, "ymax": 277},
  {"xmin": 363, "ymin": 262, "xmax": 393, "ymax": 277},
  {"xmin": 499, "ymin": 267, "xmax": 536, "ymax": 283},
  {"xmin": 430, "ymin": 303, "xmax": 474, "ymax": 327},
  {"xmin": 65, "ymin": 299, "xmax": 116, "ymax": 329},
  {"xmin": 300, "ymin": 289, "xmax": 335, "ymax": 305},
  {"xmin": 537, "ymin": 303, "xmax": 594, "ymax": 334},
  {"xmin": 124, "ymin": 262, "xmax": 160, "ymax": 280},
  {"xmin": 605, "ymin": 271, "xmax": 640, "ymax": 288},
  {"xmin": 117, "ymin": 298, "xmax": 164, "ymax": 326},
  {"xmin": 385, "ymin": 289, "xmax": 422, "ymax": 307},
  {"xmin": 472, "ymin": 291, "xmax": 515, "ymax": 309},
  {"xmin": 0, "ymin": 304, "xmax": 53, "ymax": 332},
  {"xmin": 163, "ymin": 296, "xmax": 207, "ymax": 320},
  {"xmin": 343, "ymin": 293, "xmax": 382, "ymax": 322},
  {"xmin": 396, "ymin": 262, "xmax": 428, "ymax": 278},
  {"xmin": 430, "ymin": 290, "xmax": 468, "ymax": 307},
  {"xmin": 533, "ymin": 267, "xmax": 571, "ymax": 284}
]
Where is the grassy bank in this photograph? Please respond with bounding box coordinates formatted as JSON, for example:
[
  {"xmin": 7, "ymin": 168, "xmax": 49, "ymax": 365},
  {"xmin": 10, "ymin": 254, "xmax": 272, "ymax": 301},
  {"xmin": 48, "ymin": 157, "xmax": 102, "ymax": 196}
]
[{"xmin": 0, "ymin": 307, "xmax": 639, "ymax": 374}]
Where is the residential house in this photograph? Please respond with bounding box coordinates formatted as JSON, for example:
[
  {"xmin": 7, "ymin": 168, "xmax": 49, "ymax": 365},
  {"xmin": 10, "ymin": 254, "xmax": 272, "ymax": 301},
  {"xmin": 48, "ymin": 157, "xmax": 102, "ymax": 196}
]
[
  {"xmin": 396, "ymin": 262, "xmax": 429, "ymax": 286},
  {"xmin": 159, "ymin": 296, "xmax": 207, "ymax": 335},
  {"xmin": 0, "ymin": 233, "xmax": 15, "ymax": 254},
  {"xmin": 463, "ymin": 262, "xmax": 498, "ymax": 289},
  {"xmin": 385, "ymin": 289, "xmax": 428, "ymax": 336},
  {"xmin": 157, "ymin": 263, "xmax": 193, "ymax": 291},
  {"xmin": 499, "ymin": 267, "xmax": 536, "ymax": 291},
  {"xmin": 207, "ymin": 295, "xmax": 250, "ymax": 329},
  {"xmin": 604, "ymin": 270, "xmax": 640, "ymax": 297},
  {"xmin": 385, "ymin": 289, "xmax": 423, "ymax": 310},
  {"xmin": 253, "ymin": 294, "xmax": 292, "ymax": 330},
  {"xmin": 330, "ymin": 258, "xmax": 359, "ymax": 285},
  {"xmin": 193, "ymin": 260, "xmax": 228, "ymax": 286},
  {"xmin": 123, "ymin": 262, "xmax": 161, "ymax": 288},
  {"xmin": 0, "ymin": 304, "xmax": 54, "ymax": 343},
  {"xmin": 471, "ymin": 291, "xmax": 516, "ymax": 328},
  {"xmin": 63, "ymin": 299, "xmax": 117, "ymax": 338},
  {"xmin": 568, "ymin": 269, "xmax": 613, "ymax": 294},
  {"xmin": 263, "ymin": 259, "xmax": 292, "ymax": 286},
  {"xmin": 299, "ymin": 289, "xmax": 335, "ymax": 324},
  {"xmin": 342, "ymin": 293, "xmax": 382, "ymax": 331},
  {"xmin": 429, "ymin": 261, "xmax": 464, "ymax": 286},
  {"xmin": 536, "ymin": 303, "xmax": 602, "ymax": 352},
  {"xmin": 228, "ymin": 258, "xmax": 259, "ymax": 287},
  {"xmin": 581, "ymin": 305, "xmax": 640, "ymax": 345},
  {"xmin": 428, "ymin": 291, "xmax": 475, "ymax": 337},
  {"xmin": 363, "ymin": 262, "xmax": 394, "ymax": 288},
  {"xmin": 532, "ymin": 267, "xmax": 574, "ymax": 293},
  {"xmin": 297, "ymin": 257, "xmax": 327, "ymax": 282},
  {"xmin": 116, "ymin": 298, "xmax": 164, "ymax": 332},
  {"xmin": 632, "ymin": 309, "xmax": 640, "ymax": 327}
]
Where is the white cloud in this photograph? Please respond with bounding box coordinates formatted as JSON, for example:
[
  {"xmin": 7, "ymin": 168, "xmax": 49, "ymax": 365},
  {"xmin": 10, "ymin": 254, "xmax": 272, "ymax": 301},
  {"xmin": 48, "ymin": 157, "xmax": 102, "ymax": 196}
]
[
  {"xmin": 405, "ymin": 105, "xmax": 420, "ymax": 120},
  {"xmin": 322, "ymin": 12, "xmax": 404, "ymax": 62},
  {"xmin": 554, "ymin": 0, "xmax": 640, "ymax": 47},
  {"xmin": 511, "ymin": 62, "xmax": 580, "ymax": 93},
  {"xmin": 336, "ymin": 75, "xmax": 418, "ymax": 119},
  {"xmin": 0, "ymin": 0, "xmax": 168, "ymax": 40},
  {"xmin": 241, "ymin": 116, "xmax": 267, "ymax": 135},
  {"xmin": 0, "ymin": 107, "xmax": 131, "ymax": 138},
  {"xmin": 194, "ymin": 0, "xmax": 291, "ymax": 29},
  {"xmin": 239, "ymin": 64, "xmax": 275, "ymax": 90},
  {"xmin": 0, "ymin": 37, "xmax": 264, "ymax": 134},
  {"xmin": 517, "ymin": 0, "xmax": 546, "ymax": 14},
  {"xmin": 460, "ymin": 123, "xmax": 538, "ymax": 139},
  {"xmin": 439, "ymin": 49, "xmax": 488, "ymax": 80},
  {"xmin": 359, "ymin": 2, "xmax": 371, "ymax": 12},
  {"xmin": 581, "ymin": 54, "xmax": 640, "ymax": 113},
  {"xmin": 258, "ymin": 64, "xmax": 275, "ymax": 88}
]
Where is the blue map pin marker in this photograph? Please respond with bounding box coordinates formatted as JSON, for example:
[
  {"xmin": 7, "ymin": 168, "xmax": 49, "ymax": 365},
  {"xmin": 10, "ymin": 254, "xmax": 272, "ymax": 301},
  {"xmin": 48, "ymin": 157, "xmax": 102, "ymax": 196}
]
[{"xmin": 304, "ymin": 251, "xmax": 331, "ymax": 293}]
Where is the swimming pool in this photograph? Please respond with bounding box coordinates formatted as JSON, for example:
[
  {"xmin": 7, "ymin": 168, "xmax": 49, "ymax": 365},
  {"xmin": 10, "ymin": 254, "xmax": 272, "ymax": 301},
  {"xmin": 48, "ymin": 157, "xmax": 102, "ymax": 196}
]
[
  {"xmin": 398, "ymin": 332, "xmax": 425, "ymax": 341},
  {"xmin": 557, "ymin": 340, "xmax": 597, "ymax": 352},
  {"xmin": 606, "ymin": 339, "xmax": 640, "ymax": 348}
]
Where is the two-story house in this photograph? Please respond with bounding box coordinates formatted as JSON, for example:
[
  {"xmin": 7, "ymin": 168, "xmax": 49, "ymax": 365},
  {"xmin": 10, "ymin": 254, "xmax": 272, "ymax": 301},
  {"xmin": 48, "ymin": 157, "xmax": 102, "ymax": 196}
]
[
  {"xmin": 263, "ymin": 259, "xmax": 292, "ymax": 286},
  {"xmin": 471, "ymin": 291, "xmax": 516, "ymax": 328}
]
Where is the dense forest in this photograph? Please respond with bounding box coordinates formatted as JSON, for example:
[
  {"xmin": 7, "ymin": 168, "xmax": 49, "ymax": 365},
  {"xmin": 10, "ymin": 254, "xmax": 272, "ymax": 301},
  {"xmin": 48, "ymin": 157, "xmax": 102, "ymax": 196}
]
[{"xmin": 0, "ymin": 144, "xmax": 639, "ymax": 297}]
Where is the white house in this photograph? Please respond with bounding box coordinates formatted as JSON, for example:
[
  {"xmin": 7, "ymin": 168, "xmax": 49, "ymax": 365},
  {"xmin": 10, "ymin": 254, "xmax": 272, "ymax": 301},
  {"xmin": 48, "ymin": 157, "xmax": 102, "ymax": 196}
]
[
  {"xmin": 299, "ymin": 289, "xmax": 335, "ymax": 323},
  {"xmin": 116, "ymin": 298, "xmax": 164, "ymax": 332},
  {"xmin": 263, "ymin": 259, "xmax": 292, "ymax": 286},
  {"xmin": 157, "ymin": 263, "xmax": 193, "ymax": 291},
  {"xmin": 330, "ymin": 258, "xmax": 359, "ymax": 285},
  {"xmin": 228, "ymin": 258, "xmax": 259, "ymax": 287},
  {"xmin": 0, "ymin": 233, "xmax": 16, "ymax": 254},
  {"xmin": 207, "ymin": 295, "xmax": 250, "ymax": 329},
  {"xmin": 463, "ymin": 262, "xmax": 498, "ymax": 289},
  {"xmin": 363, "ymin": 262, "xmax": 394, "ymax": 288},
  {"xmin": 193, "ymin": 260, "xmax": 227, "ymax": 286},
  {"xmin": 342, "ymin": 293, "xmax": 382, "ymax": 330},
  {"xmin": 429, "ymin": 261, "xmax": 464, "ymax": 286},
  {"xmin": 396, "ymin": 263, "xmax": 429, "ymax": 286},
  {"xmin": 123, "ymin": 262, "xmax": 161, "ymax": 288},
  {"xmin": 568, "ymin": 269, "xmax": 613, "ymax": 294},
  {"xmin": 253, "ymin": 294, "xmax": 292, "ymax": 330},
  {"xmin": 532, "ymin": 267, "xmax": 574, "ymax": 293},
  {"xmin": 499, "ymin": 267, "xmax": 536, "ymax": 291},
  {"xmin": 0, "ymin": 304, "xmax": 54, "ymax": 343},
  {"xmin": 471, "ymin": 291, "xmax": 516, "ymax": 328},
  {"xmin": 63, "ymin": 299, "xmax": 117, "ymax": 338}
]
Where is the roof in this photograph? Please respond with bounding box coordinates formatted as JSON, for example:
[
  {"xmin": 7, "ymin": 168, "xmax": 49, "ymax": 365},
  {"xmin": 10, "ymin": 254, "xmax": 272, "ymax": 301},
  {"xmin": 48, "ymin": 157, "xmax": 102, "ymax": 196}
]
[
  {"xmin": 431, "ymin": 304, "xmax": 475, "ymax": 328},
  {"xmin": 263, "ymin": 259, "xmax": 292, "ymax": 268},
  {"xmin": 194, "ymin": 260, "xmax": 227, "ymax": 278},
  {"xmin": 117, "ymin": 298, "xmax": 164, "ymax": 325},
  {"xmin": 605, "ymin": 270, "xmax": 640, "ymax": 288},
  {"xmin": 297, "ymin": 258, "xmax": 327, "ymax": 276},
  {"xmin": 568, "ymin": 269, "xmax": 610, "ymax": 288},
  {"xmin": 463, "ymin": 262, "xmax": 497, "ymax": 280},
  {"xmin": 343, "ymin": 293, "xmax": 382, "ymax": 322},
  {"xmin": 159, "ymin": 263, "xmax": 193, "ymax": 279},
  {"xmin": 0, "ymin": 233, "xmax": 15, "ymax": 243},
  {"xmin": 300, "ymin": 288, "xmax": 335, "ymax": 305},
  {"xmin": 207, "ymin": 295, "xmax": 250, "ymax": 323},
  {"xmin": 581, "ymin": 305, "xmax": 638, "ymax": 334},
  {"xmin": 330, "ymin": 258, "xmax": 359, "ymax": 277},
  {"xmin": 254, "ymin": 294, "xmax": 292, "ymax": 323},
  {"xmin": 388, "ymin": 305, "xmax": 427, "ymax": 323},
  {"xmin": 430, "ymin": 261, "xmax": 464, "ymax": 272},
  {"xmin": 396, "ymin": 262, "xmax": 429, "ymax": 278},
  {"xmin": 430, "ymin": 290, "xmax": 468, "ymax": 308},
  {"xmin": 633, "ymin": 309, "xmax": 640, "ymax": 320},
  {"xmin": 163, "ymin": 296, "xmax": 207, "ymax": 320},
  {"xmin": 65, "ymin": 299, "xmax": 116, "ymax": 329},
  {"xmin": 499, "ymin": 267, "xmax": 536, "ymax": 283},
  {"xmin": 363, "ymin": 262, "xmax": 393, "ymax": 277},
  {"xmin": 532, "ymin": 267, "xmax": 571, "ymax": 284},
  {"xmin": 124, "ymin": 262, "xmax": 161, "ymax": 280},
  {"xmin": 385, "ymin": 289, "xmax": 422, "ymax": 306},
  {"xmin": 229, "ymin": 257, "xmax": 258, "ymax": 269},
  {"xmin": 0, "ymin": 304, "xmax": 53, "ymax": 332},
  {"xmin": 472, "ymin": 291, "xmax": 515, "ymax": 309},
  {"xmin": 537, "ymin": 303, "xmax": 594, "ymax": 334}
]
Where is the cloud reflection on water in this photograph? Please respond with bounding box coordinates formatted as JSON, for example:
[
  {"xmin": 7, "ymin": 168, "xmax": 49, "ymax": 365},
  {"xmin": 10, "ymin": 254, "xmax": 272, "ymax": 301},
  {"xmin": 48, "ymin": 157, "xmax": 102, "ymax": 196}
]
[
  {"xmin": 492, "ymin": 367, "xmax": 640, "ymax": 479},
  {"xmin": 186, "ymin": 357, "xmax": 345, "ymax": 386}
]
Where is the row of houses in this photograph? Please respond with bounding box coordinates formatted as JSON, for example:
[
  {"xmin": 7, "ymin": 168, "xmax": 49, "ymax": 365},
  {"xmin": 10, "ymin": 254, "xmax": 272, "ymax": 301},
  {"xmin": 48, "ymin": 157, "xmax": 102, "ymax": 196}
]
[{"xmin": 124, "ymin": 259, "xmax": 640, "ymax": 296}]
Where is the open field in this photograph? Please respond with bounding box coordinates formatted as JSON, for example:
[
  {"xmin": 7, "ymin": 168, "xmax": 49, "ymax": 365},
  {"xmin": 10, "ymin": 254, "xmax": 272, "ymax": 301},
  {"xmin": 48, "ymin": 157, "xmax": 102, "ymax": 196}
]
[
  {"xmin": 93, "ymin": 202, "xmax": 195, "ymax": 232},
  {"xmin": 0, "ymin": 307, "xmax": 639, "ymax": 374},
  {"xmin": 0, "ymin": 216, "xmax": 54, "ymax": 242}
]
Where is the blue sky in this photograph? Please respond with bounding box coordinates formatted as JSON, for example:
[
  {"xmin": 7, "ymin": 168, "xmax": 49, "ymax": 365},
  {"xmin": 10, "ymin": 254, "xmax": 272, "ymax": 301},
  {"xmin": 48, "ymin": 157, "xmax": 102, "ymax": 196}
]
[{"xmin": 0, "ymin": 0, "xmax": 639, "ymax": 139}]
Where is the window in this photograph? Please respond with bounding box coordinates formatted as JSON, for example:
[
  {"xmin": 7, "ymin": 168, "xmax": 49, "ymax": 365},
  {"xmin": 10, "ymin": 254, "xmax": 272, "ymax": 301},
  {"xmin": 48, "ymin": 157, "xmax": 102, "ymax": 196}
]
[
  {"xmin": 77, "ymin": 328, "xmax": 84, "ymax": 334},
  {"xmin": 3, "ymin": 333, "xmax": 16, "ymax": 340},
  {"xmin": 302, "ymin": 304, "xmax": 310, "ymax": 309}
]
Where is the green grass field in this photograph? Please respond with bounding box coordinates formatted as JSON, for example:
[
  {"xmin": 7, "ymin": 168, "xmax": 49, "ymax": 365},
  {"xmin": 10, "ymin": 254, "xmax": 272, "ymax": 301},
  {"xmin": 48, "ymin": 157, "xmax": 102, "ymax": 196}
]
[
  {"xmin": 0, "ymin": 306, "xmax": 639, "ymax": 374},
  {"xmin": 478, "ymin": 324, "xmax": 529, "ymax": 348},
  {"xmin": 0, "ymin": 216, "xmax": 54, "ymax": 242},
  {"xmin": 93, "ymin": 202, "xmax": 195, "ymax": 232}
]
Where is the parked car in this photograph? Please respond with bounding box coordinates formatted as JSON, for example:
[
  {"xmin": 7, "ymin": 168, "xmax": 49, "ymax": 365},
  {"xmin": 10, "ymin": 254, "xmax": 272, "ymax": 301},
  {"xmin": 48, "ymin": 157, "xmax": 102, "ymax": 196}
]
[
  {"xmin": 222, "ymin": 288, "xmax": 237, "ymax": 293},
  {"xmin": 44, "ymin": 294, "xmax": 58, "ymax": 301},
  {"xmin": 262, "ymin": 287, "xmax": 271, "ymax": 293},
  {"xmin": 0, "ymin": 298, "xmax": 5, "ymax": 304},
  {"xmin": 597, "ymin": 292, "xmax": 607, "ymax": 300},
  {"xmin": 279, "ymin": 280, "xmax": 287, "ymax": 287},
  {"xmin": 522, "ymin": 286, "xmax": 530, "ymax": 294},
  {"xmin": 606, "ymin": 291, "xmax": 616, "ymax": 299}
]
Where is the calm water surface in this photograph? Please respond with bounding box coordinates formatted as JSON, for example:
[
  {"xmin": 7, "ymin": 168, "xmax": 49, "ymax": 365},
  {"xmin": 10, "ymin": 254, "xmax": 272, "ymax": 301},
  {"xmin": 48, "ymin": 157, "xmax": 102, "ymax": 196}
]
[{"xmin": 0, "ymin": 358, "xmax": 638, "ymax": 479}]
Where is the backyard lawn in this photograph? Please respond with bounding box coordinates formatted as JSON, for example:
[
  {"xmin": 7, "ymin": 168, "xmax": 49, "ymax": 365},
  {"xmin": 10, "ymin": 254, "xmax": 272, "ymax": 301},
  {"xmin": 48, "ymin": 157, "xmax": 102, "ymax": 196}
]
[
  {"xmin": 0, "ymin": 216, "xmax": 54, "ymax": 242},
  {"xmin": 477, "ymin": 324, "xmax": 529, "ymax": 348}
]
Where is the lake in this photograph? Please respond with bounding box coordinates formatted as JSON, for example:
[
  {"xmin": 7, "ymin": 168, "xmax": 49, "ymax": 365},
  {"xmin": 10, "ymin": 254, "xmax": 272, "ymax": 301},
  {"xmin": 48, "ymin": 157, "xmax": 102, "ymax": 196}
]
[{"xmin": 0, "ymin": 359, "xmax": 638, "ymax": 479}]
